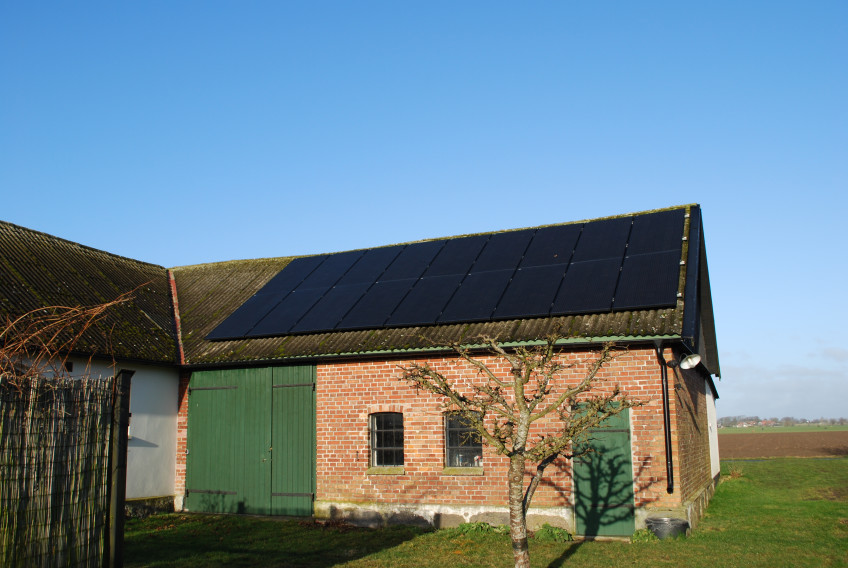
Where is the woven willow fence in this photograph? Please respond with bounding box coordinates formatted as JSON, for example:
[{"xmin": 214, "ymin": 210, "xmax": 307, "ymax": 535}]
[{"xmin": 0, "ymin": 374, "xmax": 128, "ymax": 567}]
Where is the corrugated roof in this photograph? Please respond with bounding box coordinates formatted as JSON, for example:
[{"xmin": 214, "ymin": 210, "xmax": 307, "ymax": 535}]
[
  {"xmin": 172, "ymin": 257, "xmax": 294, "ymax": 363},
  {"xmin": 0, "ymin": 221, "xmax": 177, "ymax": 363},
  {"xmin": 174, "ymin": 205, "xmax": 703, "ymax": 365},
  {"xmin": 2, "ymin": 204, "xmax": 718, "ymax": 375}
]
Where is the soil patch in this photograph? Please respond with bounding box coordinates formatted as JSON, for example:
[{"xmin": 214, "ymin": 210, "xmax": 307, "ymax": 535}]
[{"xmin": 719, "ymin": 431, "xmax": 848, "ymax": 459}]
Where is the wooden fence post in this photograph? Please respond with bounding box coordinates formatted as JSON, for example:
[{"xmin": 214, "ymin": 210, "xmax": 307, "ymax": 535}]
[{"xmin": 107, "ymin": 369, "xmax": 134, "ymax": 568}]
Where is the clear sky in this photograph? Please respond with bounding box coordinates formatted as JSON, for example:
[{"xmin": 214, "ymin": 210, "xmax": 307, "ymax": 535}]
[{"xmin": 1, "ymin": 2, "xmax": 846, "ymax": 419}]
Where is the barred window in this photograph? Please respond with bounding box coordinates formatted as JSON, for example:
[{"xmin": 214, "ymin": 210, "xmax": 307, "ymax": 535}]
[
  {"xmin": 445, "ymin": 411, "xmax": 482, "ymax": 467},
  {"xmin": 370, "ymin": 412, "xmax": 404, "ymax": 467}
]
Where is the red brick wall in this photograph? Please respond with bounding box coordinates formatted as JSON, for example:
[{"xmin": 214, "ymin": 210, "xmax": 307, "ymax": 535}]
[
  {"xmin": 316, "ymin": 346, "xmax": 686, "ymax": 511},
  {"xmin": 174, "ymin": 371, "xmax": 190, "ymax": 500},
  {"xmin": 672, "ymin": 359, "xmax": 712, "ymax": 504},
  {"xmin": 173, "ymin": 345, "xmax": 711, "ymax": 513}
]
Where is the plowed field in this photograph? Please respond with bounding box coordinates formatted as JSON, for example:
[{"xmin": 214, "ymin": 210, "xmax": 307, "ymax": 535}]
[{"xmin": 718, "ymin": 430, "xmax": 848, "ymax": 459}]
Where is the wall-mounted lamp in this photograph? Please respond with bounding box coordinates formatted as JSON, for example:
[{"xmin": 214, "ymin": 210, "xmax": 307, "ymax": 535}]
[{"xmin": 665, "ymin": 354, "xmax": 701, "ymax": 370}]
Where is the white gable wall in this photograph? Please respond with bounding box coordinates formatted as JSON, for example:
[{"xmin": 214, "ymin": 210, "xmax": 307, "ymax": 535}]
[
  {"xmin": 69, "ymin": 358, "xmax": 179, "ymax": 500},
  {"xmin": 705, "ymin": 380, "xmax": 720, "ymax": 478}
]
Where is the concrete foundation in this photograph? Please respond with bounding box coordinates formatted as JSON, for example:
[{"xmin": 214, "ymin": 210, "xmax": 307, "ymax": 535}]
[
  {"xmin": 125, "ymin": 495, "xmax": 175, "ymax": 519},
  {"xmin": 315, "ymin": 500, "xmax": 573, "ymax": 531}
]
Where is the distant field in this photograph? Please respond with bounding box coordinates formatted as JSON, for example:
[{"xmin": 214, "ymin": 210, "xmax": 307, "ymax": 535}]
[
  {"xmin": 718, "ymin": 424, "xmax": 848, "ymax": 434},
  {"xmin": 719, "ymin": 430, "xmax": 848, "ymax": 459}
]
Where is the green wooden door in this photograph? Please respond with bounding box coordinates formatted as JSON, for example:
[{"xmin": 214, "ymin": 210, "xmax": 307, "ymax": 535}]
[
  {"xmin": 185, "ymin": 366, "xmax": 315, "ymax": 516},
  {"xmin": 271, "ymin": 366, "xmax": 316, "ymax": 515},
  {"xmin": 573, "ymin": 409, "xmax": 636, "ymax": 537}
]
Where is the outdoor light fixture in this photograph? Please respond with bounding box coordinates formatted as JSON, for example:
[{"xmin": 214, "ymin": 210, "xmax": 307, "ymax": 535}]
[
  {"xmin": 666, "ymin": 354, "xmax": 701, "ymax": 369},
  {"xmin": 679, "ymin": 354, "xmax": 701, "ymax": 369}
]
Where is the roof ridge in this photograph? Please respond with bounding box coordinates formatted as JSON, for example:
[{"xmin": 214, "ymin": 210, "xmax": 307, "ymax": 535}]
[
  {"xmin": 170, "ymin": 256, "xmax": 294, "ymax": 271},
  {"xmin": 0, "ymin": 219, "xmax": 166, "ymax": 271}
]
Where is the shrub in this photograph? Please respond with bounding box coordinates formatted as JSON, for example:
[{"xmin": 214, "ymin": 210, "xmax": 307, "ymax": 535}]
[
  {"xmin": 630, "ymin": 528, "xmax": 659, "ymax": 543},
  {"xmin": 532, "ymin": 524, "xmax": 573, "ymax": 543},
  {"xmin": 442, "ymin": 522, "xmax": 509, "ymax": 537}
]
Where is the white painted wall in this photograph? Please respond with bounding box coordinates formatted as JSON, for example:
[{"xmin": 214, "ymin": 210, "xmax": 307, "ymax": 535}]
[
  {"xmin": 69, "ymin": 358, "xmax": 179, "ymax": 500},
  {"xmin": 705, "ymin": 380, "xmax": 720, "ymax": 478}
]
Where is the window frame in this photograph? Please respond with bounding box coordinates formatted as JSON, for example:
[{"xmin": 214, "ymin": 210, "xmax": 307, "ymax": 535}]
[
  {"xmin": 444, "ymin": 411, "xmax": 483, "ymax": 468},
  {"xmin": 369, "ymin": 412, "xmax": 404, "ymax": 467}
]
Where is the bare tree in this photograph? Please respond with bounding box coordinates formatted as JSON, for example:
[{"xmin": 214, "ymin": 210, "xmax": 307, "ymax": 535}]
[{"xmin": 400, "ymin": 336, "xmax": 640, "ymax": 568}]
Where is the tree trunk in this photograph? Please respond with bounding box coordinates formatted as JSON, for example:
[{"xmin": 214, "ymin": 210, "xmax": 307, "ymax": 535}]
[{"xmin": 508, "ymin": 453, "xmax": 530, "ymax": 568}]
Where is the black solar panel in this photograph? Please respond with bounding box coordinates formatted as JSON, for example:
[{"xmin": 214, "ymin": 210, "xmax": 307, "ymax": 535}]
[
  {"xmin": 256, "ymin": 255, "xmax": 327, "ymax": 297},
  {"xmin": 494, "ymin": 264, "xmax": 567, "ymax": 319},
  {"xmin": 205, "ymin": 255, "xmax": 327, "ymax": 339},
  {"xmin": 338, "ymin": 279, "xmax": 417, "ymax": 329},
  {"xmin": 205, "ymin": 292, "xmax": 283, "ymax": 339},
  {"xmin": 552, "ymin": 258, "xmax": 621, "ymax": 314},
  {"xmin": 425, "ymin": 235, "xmax": 488, "ymax": 277},
  {"xmin": 301, "ymin": 250, "xmax": 364, "ymax": 288},
  {"xmin": 571, "ymin": 217, "xmax": 631, "ymax": 262},
  {"xmin": 249, "ymin": 287, "xmax": 327, "ymax": 336},
  {"xmin": 381, "ymin": 240, "xmax": 445, "ymax": 281},
  {"xmin": 385, "ymin": 274, "xmax": 464, "ymax": 327},
  {"xmin": 438, "ymin": 269, "xmax": 513, "ymax": 322},
  {"xmin": 472, "ymin": 230, "xmax": 534, "ymax": 272},
  {"xmin": 290, "ymin": 282, "xmax": 372, "ymax": 333},
  {"xmin": 339, "ymin": 246, "xmax": 403, "ymax": 285},
  {"xmin": 207, "ymin": 208, "xmax": 691, "ymax": 340},
  {"xmin": 627, "ymin": 209, "xmax": 685, "ymax": 255},
  {"xmin": 614, "ymin": 251, "xmax": 681, "ymax": 309},
  {"xmin": 520, "ymin": 225, "xmax": 581, "ymax": 268}
]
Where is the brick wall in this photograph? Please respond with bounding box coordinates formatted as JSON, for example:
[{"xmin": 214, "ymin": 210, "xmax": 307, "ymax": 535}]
[
  {"xmin": 174, "ymin": 371, "xmax": 190, "ymax": 503},
  {"xmin": 173, "ymin": 345, "xmax": 713, "ymax": 518},
  {"xmin": 672, "ymin": 359, "xmax": 712, "ymax": 505},
  {"xmin": 316, "ymin": 346, "xmax": 687, "ymax": 512}
]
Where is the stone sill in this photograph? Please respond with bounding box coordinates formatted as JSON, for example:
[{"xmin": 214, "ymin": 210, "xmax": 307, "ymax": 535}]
[
  {"xmin": 442, "ymin": 466, "xmax": 484, "ymax": 476},
  {"xmin": 366, "ymin": 466, "xmax": 405, "ymax": 475}
]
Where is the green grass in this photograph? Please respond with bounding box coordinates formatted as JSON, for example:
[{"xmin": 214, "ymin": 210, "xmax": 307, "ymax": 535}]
[
  {"xmin": 125, "ymin": 458, "xmax": 848, "ymax": 568},
  {"xmin": 718, "ymin": 425, "xmax": 848, "ymax": 434}
]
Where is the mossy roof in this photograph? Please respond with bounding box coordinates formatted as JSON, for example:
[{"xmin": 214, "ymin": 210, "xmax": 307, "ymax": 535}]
[
  {"xmin": 1, "ymin": 204, "xmax": 719, "ymax": 376},
  {"xmin": 172, "ymin": 204, "xmax": 719, "ymax": 375},
  {"xmin": 0, "ymin": 221, "xmax": 177, "ymax": 363}
]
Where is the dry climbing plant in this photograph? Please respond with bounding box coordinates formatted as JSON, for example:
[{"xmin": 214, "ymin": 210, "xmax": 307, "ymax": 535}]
[
  {"xmin": 0, "ymin": 292, "xmax": 133, "ymax": 566},
  {"xmin": 0, "ymin": 291, "xmax": 133, "ymax": 390}
]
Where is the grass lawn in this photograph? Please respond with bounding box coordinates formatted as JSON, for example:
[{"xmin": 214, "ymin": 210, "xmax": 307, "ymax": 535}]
[{"xmin": 125, "ymin": 458, "xmax": 848, "ymax": 568}]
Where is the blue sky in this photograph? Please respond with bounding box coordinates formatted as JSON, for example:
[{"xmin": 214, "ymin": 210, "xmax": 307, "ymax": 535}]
[{"xmin": 1, "ymin": 2, "xmax": 846, "ymax": 419}]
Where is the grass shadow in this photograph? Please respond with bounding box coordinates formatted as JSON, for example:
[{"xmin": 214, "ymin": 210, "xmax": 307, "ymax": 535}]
[
  {"xmin": 544, "ymin": 539, "xmax": 583, "ymax": 567},
  {"xmin": 124, "ymin": 513, "xmax": 425, "ymax": 567}
]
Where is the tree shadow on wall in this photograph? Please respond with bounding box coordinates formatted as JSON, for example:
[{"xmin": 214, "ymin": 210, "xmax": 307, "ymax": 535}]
[{"xmin": 546, "ymin": 448, "xmax": 660, "ymax": 568}]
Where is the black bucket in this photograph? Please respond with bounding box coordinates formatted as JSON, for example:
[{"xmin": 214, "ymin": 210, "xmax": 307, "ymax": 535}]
[{"xmin": 645, "ymin": 517, "xmax": 689, "ymax": 539}]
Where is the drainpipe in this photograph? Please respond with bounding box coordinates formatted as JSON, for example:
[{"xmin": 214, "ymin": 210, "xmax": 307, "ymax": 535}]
[{"xmin": 654, "ymin": 344, "xmax": 674, "ymax": 494}]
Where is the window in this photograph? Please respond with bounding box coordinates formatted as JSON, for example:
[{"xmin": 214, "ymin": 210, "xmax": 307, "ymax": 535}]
[
  {"xmin": 445, "ymin": 411, "xmax": 482, "ymax": 467},
  {"xmin": 370, "ymin": 412, "xmax": 404, "ymax": 467}
]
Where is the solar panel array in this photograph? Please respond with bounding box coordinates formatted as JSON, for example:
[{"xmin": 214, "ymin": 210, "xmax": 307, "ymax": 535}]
[{"xmin": 207, "ymin": 209, "xmax": 687, "ymax": 340}]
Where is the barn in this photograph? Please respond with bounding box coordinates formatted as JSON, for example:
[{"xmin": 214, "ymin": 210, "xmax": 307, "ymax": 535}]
[
  {"xmin": 169, "ymin": 203, "xmax": 721, "ymax": 536},
  {"xmin": 1, "ymin": 204, "xmax": 719, "ymax": 535}
]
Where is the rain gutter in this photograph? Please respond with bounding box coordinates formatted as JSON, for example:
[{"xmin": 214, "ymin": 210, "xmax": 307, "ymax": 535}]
[{"xmin": 181, "ymin": 334, "xmax": 682, "ymax": 370}]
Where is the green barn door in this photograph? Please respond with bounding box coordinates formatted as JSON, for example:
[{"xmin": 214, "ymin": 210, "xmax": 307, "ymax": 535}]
[
  {"xmin": 573, "ymin": 409, "xmax": 636, "ymax": 537},
  {"xmin": 271, "ymin": 366, "xmax": 316, "ymax": 515},
  {"xmin": 185, "ymin": 368, "xmax": 273, "ymax": 514},
  {"xmin": 185, "ymin": 366, "xmax": 315, "ymax": 516}
]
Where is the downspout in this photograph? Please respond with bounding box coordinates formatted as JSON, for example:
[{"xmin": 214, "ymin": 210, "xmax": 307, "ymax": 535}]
[{"xmin": 654, "ymin": 344, "xmax": 674, "ymax": 494}]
